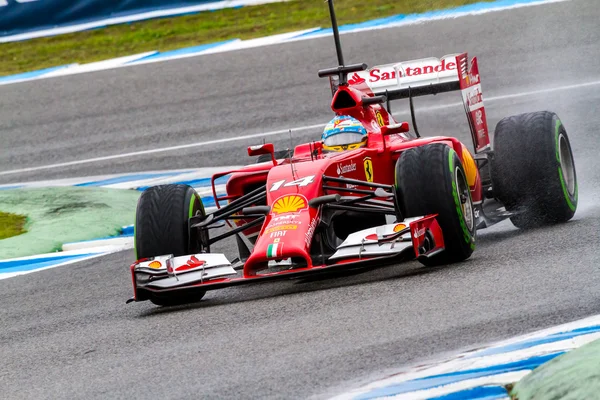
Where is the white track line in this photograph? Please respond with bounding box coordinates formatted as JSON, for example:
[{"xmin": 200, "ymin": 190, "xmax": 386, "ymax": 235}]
[
  {"xmin": 0, "ymin": 124, "xmax": 325, "ymax": 176},
  {"xmin": 2, "ymin": 79, "xmax": 599, "ymax": 177}
]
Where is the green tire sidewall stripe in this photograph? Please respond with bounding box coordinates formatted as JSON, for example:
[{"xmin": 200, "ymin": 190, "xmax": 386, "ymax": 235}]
[
  {"xmin": 448, "ymin": 148, "xmax": 475, "ymax": 249},
  {"xmin": 189, "ymin": 192, "xmax": 197, "ymax": 218},
  {"xmin": 554, "ymin": 119, "xmax": 577, "ymax": 212}
]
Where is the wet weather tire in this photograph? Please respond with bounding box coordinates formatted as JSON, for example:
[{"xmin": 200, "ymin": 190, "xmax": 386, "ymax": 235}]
[
  {"xmin": 396, "ymin": 144, "xmax": 476, "ymax": 266},
  {"xmin": 491, "ymin": 111, "xmax": 577, "ymax": 228},
  {"xmin": 135, "ymin": 184, "xmax": 208, "ymax": 306}
]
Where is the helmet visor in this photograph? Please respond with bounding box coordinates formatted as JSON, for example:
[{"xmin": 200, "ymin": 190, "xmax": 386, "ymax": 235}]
[{"xmin": 323, "ymin": 132, "xmax": 366, "ymax": 147}]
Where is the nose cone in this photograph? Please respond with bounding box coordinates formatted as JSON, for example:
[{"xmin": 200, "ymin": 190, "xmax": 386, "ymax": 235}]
[{"xmin": 243, "ymin": 200, "xmax": 318, "ymax": 276}]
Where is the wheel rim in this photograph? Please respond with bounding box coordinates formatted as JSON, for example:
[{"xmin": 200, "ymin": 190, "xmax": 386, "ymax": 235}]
[
  {"xmin": 455, "ymin": 167, "xmax": 474, "ymax": 231},
  {"xmin": 558, "ymin": 133, "xmax": 576, "ymax": 196}
]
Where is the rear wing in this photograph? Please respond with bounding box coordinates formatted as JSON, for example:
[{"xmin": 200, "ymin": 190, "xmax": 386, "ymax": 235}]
[{"xmin": 333, "ymin": 53, "xmax": 490, "ymax": 152}]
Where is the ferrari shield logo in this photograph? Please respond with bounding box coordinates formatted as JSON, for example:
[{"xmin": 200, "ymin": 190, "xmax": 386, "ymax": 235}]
[
  {"xmin": 363, "ymin": 158, "xmax": 374, "ymax": 182},
  {"xmin": 376, "ymin": 111, "xmax": 385, "ymax": 127}
]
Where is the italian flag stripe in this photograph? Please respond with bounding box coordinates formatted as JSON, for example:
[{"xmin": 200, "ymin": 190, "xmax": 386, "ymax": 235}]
[{"xmin": 267, "ymin": 243, "xmax": 279, "ymax": 258}]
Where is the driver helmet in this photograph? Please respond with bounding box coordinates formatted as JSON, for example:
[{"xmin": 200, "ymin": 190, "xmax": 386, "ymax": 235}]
[{"xmin": 322, "ymin": 115, "xmax": 368, "ymax": 152}]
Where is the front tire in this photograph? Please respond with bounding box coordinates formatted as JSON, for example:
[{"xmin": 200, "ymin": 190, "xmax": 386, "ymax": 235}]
[
  {"xmin": 396, "ymin": 144, "xmax": 476, "ymax": 266},
  {"xmin": 491, "ymin": 111, "xmax": 577, "ymax": 228},
  {"xmin": 135, "ymin": 184, "xmax": 208, "ymax": 306}
]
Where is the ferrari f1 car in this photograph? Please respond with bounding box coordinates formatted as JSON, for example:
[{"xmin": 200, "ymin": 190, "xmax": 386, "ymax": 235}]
[{"xmin": 127, "ymin": 0, "xmax": 578, "ymax": 306}]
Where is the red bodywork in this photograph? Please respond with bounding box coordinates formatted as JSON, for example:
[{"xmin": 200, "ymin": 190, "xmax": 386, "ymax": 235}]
[{"xmin": 215, "ymin": 53, "xmax": 486, "ymax": 277}]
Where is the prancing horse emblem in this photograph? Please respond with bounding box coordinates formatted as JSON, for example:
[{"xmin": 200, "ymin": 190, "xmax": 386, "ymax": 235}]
[{"xmin": 363, "ymin": 158, "xmax": 373, "ymax": 182}]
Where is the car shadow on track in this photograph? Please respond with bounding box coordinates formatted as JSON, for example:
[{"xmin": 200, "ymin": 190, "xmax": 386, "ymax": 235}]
[
  {"xmin": 136, "ymin": 221, "xmax": 586, "ymax": 316},
  {"xmin": 136, "ymin": 260, "xmax": 470, "ymax": 317}
]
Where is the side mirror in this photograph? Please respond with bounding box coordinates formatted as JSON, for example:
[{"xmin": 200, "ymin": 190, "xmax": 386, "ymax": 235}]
[
  {"xmin": 248, "ymin": 143, "xmax": 276, "ymax": 165},
  {"xmin": 312, "ymin": 141, "xmax": 323, "ymax": 155},
  {"xmin": 381, "ymin": 122, "xmax": 410, "ymax": 136}
]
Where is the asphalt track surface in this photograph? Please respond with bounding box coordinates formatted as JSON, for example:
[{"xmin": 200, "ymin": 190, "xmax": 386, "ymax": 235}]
[{"xmin": 1, "ymin": 1, "xmax": 600, "ymax": 398}]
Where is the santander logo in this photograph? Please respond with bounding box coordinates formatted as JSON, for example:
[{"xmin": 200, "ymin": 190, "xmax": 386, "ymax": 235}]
[
  {"xmin": 348, "ymin": 73, "xmax": 366, "ymax": 85},
  {"xmin": 337, "ymin": 161, "xmax": 357, "ymax": 175},
  {"xmin": 348, "ymin": 57, "xmax": 458, "ymax": 85},
  {"xmin": 467, "ymin": 86, "xmax": 483, "ymax": 107},
  {"xmin": 363, "ymin": 59, "xmax": 457, "ymax": 84},
  {"xmin": 173, "ymin": 255, "xmax": 206, "ymax": 273}
]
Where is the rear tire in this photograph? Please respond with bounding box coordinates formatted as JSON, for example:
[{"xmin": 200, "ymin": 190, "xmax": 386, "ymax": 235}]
[
  {"xmin": 135, "ymin": 184, "xmax": 208, "ymax": 306},
  {"xmin": 491, "ymin": 111, "xmax": 577, "ymax": 228},
  {"xmin": 396, "ymin": 144, "xmax": 476, "ymax": 266}
]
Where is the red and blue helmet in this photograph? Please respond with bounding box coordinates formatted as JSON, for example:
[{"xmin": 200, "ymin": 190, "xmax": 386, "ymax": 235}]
[{"xmin": 322, "ymin": 115, "xmax": 368, "ymax": 152}]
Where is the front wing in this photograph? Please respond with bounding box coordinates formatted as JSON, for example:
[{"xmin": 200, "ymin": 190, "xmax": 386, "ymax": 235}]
[{"xmin": 128, "ymin": 214, "xmax": 444, "ymax": 303}]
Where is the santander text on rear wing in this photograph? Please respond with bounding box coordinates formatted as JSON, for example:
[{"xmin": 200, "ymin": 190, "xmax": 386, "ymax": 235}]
[{"xmin": 341, "ymin": 53, "xmax": 490, "ymax": 152}]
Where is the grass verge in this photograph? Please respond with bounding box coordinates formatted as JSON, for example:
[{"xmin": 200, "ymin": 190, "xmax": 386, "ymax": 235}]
[
  {"xmin": 0, "ymin": 211, "xmax": 27, "ymax": 240},
  {"xmin": 0, "ymin": 0, "xmax": 492, "ymax": 76}
]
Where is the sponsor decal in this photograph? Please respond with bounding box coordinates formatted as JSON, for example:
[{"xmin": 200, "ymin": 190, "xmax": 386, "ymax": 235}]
[
  {"xmin": 363, "ymin": 157, "xmax": 374, "ymax": 182},
  {"xmin": 465, "ymin": 71, "xmax": 480, "ymax": 86},
  {"xmin": 365, "ymin": 224, "xmax": 407, "ymax": 241},
  {"xmin": 461, "ymin": 79, "xmax": 489, "ymax": 150},
  {"xmin": 368, "ymin": 59, "xmax": 457, "ymax": 83},
  {"xmin": 376, "ymin": 111, "xmax": 385, "ymax": 127},
  {"xmin": 175, "ymin": 255, "xmax": 206, "ymax": 272},
  {"xmin": 348, "ymin": 59, "xmax": 458, "ymax": 88},
  {"xmin": 265, "ymin": 224, "xmax": 298, "ymax": 234},
  {"xmin": 393, "ymin": 224, "xmax": 406, "ymax": 232},
  {"xmin": 413, "ymin": 228, "xmax": 427, "ymax": 239},
  {"xmin": 270, "ymin": 220, "xmax": 302, "ymax": 228},
  {"xmin": 266, "ymin": 242, "xmax": 283, "ymax": 259},
  {"xmin": 336, "ymin": 161, "xmax": 357, "ymax": 175},
  {"xmin": 333, "ymin": 118, "xmax": 345, "ymax": 128},
  {"xmin": 466, "ymin": 86, "xmax": 483, "ymax": 109},
  {"xmin": 475, "ymin": 109, "xmax": 483, "ymax": 125},
  {"xmin": 272, "ymin": 215, "xmax": 299, "ymax": 222},
  {"xmin": 348, "ymin": 73, "xmax": 366, "ymax": 85},
  {"xmin": 270, "ymin": 175, "xmax": 315, "ymax": 191},
  {"xmin": 148, "ymin": 261, "xmax": 162, "ymax": 269},
  {"xmin": 269, "ymin": 231, "xmax": 287, "ymax": 238},
  {"xmin": 304, "ymin": 217, "xmax": 318, "ymax": 247},
  {"xmin": 272, "ymin": 194, "xmax": 308, "ymax": 215}
]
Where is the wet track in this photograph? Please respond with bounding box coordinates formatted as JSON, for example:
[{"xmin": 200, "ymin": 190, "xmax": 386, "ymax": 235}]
[{"xmin": 1, "ymin": 0, "xmax": 600, "ymax": 398}]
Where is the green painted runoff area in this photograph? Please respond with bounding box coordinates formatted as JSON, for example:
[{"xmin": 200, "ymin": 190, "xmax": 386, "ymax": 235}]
[
  {"xmin": 511, "ymin": 338, "xmax": 600, "ymax": 400},
  {"xmin": 0, "ymin": 0, "xmax": 492, "ymax": 76},
  {"xmin": 0, "ymin": 187, "xmax": 140, "ymax": 260}
]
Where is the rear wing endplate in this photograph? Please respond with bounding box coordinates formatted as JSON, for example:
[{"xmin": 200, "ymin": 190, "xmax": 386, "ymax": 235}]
[{"xmin": 340, "ymin": 53, "xmax": 490, "ymax": 152}]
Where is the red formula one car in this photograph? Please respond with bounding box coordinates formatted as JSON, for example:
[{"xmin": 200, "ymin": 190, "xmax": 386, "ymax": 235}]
[{"xmin": 127, "ymin": 0, "xmax": 578, "ymax": 306}]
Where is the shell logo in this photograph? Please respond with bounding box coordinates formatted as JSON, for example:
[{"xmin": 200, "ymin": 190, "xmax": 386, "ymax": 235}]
[
  {"xmin": 272, "ymin": 195, "xmax": 307, "ymax": 215},
  {"xmin": 393, "ymin": 224, "xmax": 406, "ymax": 232},
  {"xmin": 148, "ymin": 261, "xmax": 162, "ymax": 269}
]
